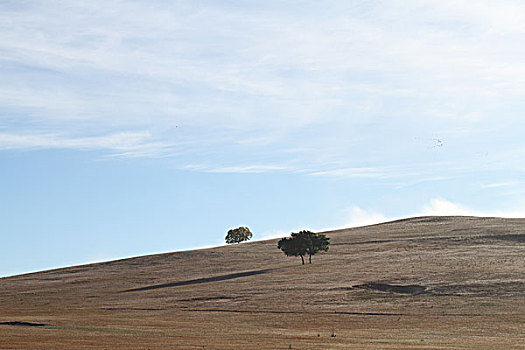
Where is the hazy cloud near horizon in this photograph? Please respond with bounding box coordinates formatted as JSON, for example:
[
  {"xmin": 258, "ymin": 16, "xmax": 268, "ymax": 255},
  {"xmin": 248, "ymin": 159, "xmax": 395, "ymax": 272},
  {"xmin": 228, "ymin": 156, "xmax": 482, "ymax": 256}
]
[{"xmin": 256, "ymin": 197, "xmax": 525, "ymax": 241}]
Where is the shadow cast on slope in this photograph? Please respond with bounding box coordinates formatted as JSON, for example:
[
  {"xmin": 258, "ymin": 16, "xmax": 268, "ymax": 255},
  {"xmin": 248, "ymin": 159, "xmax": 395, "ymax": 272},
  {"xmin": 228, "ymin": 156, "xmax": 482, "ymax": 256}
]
[
  {"xmin": 121, "ymin": 268, "xmax": 273, "ymax": 293},
  {"xmin": 0, "ymin": 321, "xmax": 47, "ymax": 327}
]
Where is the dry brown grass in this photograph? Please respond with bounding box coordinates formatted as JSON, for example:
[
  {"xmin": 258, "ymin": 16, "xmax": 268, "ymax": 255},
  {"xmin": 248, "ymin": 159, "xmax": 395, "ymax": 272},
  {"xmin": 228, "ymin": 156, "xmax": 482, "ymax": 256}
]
[{"xmin": 1, "ymin": 216, "xmax": 524, "ymax": 349}]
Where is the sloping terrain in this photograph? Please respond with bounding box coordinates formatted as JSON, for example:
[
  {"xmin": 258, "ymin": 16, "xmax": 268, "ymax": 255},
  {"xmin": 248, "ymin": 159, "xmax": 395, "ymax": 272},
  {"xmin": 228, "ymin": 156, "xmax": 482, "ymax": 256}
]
[{"xmin": 0, "ymin": 216, "xmax": 524, "ymax": 349}]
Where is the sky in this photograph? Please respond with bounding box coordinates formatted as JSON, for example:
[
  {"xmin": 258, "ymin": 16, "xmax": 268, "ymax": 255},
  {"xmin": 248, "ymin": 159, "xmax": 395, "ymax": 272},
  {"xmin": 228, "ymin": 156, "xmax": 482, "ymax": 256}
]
[{"xmin": 1, "ymin": 0, "xmax": 524, "ymax": 277}]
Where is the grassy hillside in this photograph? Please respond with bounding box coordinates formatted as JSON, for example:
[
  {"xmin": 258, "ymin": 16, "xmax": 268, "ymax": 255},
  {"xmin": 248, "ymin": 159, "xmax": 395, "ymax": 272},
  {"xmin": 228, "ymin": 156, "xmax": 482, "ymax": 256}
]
[{"xmin": 1, "ymin": 216, "xmax": 524, "ymax": 349}]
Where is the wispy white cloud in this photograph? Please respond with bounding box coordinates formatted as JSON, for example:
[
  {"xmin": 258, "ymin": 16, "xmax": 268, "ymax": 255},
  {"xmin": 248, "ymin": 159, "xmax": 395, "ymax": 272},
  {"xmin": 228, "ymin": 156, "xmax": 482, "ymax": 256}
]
[
  {"xmin": 0, "ymin": 131, "xmax": 175, "ymax": 157},
  {"xmin": 481, "ymin": 181, "xmax": 518, "ymax": 189},
  {"xmin": 421, "ymin": 198, "xmax": 525, "ymax": 218},
  {"xmin": 0, "ymin": 0, "xmax": 524, "ymax": 180},
  {"xmin": 309, "ymin": 167, "xmax": 390, "ymax": 178},
  {"xmin": 2, "ymin": 0, "xmax": 524, "ymax": 124},
  {"xmin": 307, "ymin": 166, "xmax": 425, "ymax": 179},
  {"xmin": 183, "ymin": 164, "xmax": 290, "ymax": 174},
  {"xmin": 342, "ymin": 206, "xmax": 389, "ymax": 228},
  {"xmin": 420, "ymin": 198, "xmax": 473, "ymax": 216}
]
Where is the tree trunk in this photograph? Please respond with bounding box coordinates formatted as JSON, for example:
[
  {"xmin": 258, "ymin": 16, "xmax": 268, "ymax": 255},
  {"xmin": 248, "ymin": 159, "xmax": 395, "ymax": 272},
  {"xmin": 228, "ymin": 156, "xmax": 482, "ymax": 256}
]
[
  {"xmin": 300, "ymin": 255, "xmax": 304, "ymax": 265},
  {"xmin": 309, "ymin": 254, "xmax": 312, "ymax": 264}
]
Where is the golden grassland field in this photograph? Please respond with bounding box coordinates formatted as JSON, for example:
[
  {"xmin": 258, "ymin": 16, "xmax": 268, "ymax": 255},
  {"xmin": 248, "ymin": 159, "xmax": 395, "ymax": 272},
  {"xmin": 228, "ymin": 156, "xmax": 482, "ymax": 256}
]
[{"xmin": 1, "ymin": 216, "xmax": 524, "ymax": 349}]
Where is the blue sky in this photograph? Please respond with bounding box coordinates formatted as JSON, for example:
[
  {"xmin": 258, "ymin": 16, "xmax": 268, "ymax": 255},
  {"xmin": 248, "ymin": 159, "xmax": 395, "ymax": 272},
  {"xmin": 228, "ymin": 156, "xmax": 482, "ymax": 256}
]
[{"xmin": 1, "ymin": 0, "xmax": 524, "ymax": 277}]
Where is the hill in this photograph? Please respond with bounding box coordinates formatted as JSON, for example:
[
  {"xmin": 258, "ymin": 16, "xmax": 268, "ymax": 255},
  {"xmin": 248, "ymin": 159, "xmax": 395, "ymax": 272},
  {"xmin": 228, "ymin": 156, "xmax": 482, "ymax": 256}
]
[{"xmin": 1, "ymin": 216, "xmax": 524, "ymax": 349}]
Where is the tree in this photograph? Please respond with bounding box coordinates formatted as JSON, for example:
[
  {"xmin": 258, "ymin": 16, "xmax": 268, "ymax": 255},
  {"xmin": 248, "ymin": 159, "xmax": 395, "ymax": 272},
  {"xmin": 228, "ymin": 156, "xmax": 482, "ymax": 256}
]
[
  {"xmin": 225, "ymin": 226, "xmax": 253, "ymax": 244},
  {"xmin": 277, "ymin": 230, "xmax": 330, "ymax": 264}
]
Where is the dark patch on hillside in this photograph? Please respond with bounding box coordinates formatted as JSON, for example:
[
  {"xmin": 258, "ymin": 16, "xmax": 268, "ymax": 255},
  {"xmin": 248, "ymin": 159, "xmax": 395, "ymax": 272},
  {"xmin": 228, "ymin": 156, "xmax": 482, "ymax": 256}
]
[
  {"xmin": 0, "ymin": 321, "xmax": 47, "ymax": 327},
  {"xmin": 354, "ymin": 282, "xmax": 427, "ymax": 295},
  {"xmin": 486, "ymin": 233, "xmax": 525, "ymax": 243},
  {"xmin": 179, "ymin": 295, "xmax": 239, "ymax": 302},
  {"xmin": 413, "ymin": 217, "xmax": 457, "ymax": 223},
  {"xmin": 101, "ymin": 307, "xmax": 164, "ymax": 311}
]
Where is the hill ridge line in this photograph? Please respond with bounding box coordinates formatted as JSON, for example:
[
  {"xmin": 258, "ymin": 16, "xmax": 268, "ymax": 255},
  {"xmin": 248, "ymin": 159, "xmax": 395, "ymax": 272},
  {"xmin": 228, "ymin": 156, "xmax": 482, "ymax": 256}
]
[{"xmin": 1, "ymin": 215, "xmax": 520, "ymax": 280}]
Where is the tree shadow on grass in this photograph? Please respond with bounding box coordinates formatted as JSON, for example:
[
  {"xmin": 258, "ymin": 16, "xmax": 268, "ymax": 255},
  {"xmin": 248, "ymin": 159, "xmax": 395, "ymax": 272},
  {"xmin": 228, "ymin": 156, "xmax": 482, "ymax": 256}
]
[{"xmin": 121, "ymin": 268, "xmax": 273, "ymax": 293}]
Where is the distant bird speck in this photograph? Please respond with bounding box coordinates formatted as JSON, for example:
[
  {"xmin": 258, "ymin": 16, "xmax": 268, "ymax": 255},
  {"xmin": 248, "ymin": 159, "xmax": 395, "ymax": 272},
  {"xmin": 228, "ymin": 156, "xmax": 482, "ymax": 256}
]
[
  {"xmin": 431, "ymin": 139, "xmax": 443, "ymax": 148},
  {"xmin": 413, "ymin": 137, "xmax": 445, "ymax": 149}
]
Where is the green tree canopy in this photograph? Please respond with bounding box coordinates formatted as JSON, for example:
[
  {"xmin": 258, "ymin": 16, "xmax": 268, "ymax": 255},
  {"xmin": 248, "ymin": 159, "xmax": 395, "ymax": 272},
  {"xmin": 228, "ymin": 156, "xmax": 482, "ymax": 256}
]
[
  {"xmin": 225, "ymin": 226, "xmax": 253, "ymax": 244},
  {"xmin": 277, "ymin": 230, "xmax": 330, "ymax": 264}
]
